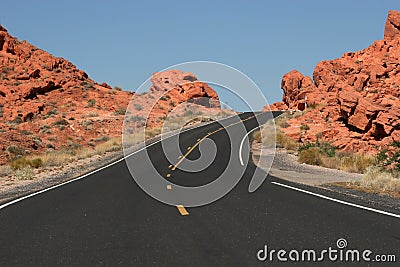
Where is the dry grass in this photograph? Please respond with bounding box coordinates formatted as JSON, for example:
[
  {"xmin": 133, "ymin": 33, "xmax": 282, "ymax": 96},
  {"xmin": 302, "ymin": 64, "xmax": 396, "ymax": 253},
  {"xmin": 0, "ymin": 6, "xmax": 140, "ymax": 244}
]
[
  {"xmin": 339, "ymin": 155, "xmax": 374, "ymax": 173},
  {"xmin": 276, "ymin": 131, "xmax": 298, "ymax": 151},
  {"xmin": 360, "ymin": 166, "xmax": 400, "ymax": 194},
  {"xmin": 94, "ymin": 137, "xmax": 122, "ymax": 155},
  {"xmin": 298, "ymin": 148, "xmax": 373, "ymax": 174},
  {"xmin": 253, "ymin": 119, "xmax": 298, "ymax": 151},
  {"xmin": 298, "ymin": 147, "xmax": 323, "ymax": 165},
  {"xmin": 21, "ymin": 137, "xmax": 123, "ymax": 168}
]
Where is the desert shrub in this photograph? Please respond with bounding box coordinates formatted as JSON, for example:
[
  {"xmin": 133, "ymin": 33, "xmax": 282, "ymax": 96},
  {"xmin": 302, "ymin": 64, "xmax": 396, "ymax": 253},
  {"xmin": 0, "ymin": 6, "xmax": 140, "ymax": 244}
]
[
  {"xmin": 133, "ymin": 104, "xmax": 143, "ymax": 111},
  {"xmin": 278, "ymin": 121, "xmax": 291, "ymax": 128},
  {"xmin": 145, "ymin": 127, "xmax": 162, "ymax": 139},
  {"xmin": 298, "ymin": 147, "xmax": 323, "ymax": 165},
  {"xmin": 129, "ymin": 115, "xmax": 145, "ymax": 122},
  {"xmin": 94, "ymin": 136, "xmax": 110, "ymax": 142},
  {"xmin": 86, "ymin": 112, "xmax": 99, "ymax": 117},
  {"xmin": 15, "ymin": 166, "xmax": 34, "ymax": 180},
  {"xmin": 114, "ymin": 86, "xmax": 122, "ymax": 91},
  {"xmin": 361, "ymin": 166, "xmax": 400, "ymax": 193},
  {"xmin": 375, "ymin": 141, "xmax": 400, "ymax": 173},
  {"xmin": 255, "ymin": 129, "xmax": 298, "ymax": 151},
  {"xmin": 300, "ymin": 124, "xmax": 310, "ymax": 131},
  {"xmin": 160, "ymin": 95, "xmax": 170, "ymax": 101},
  {"xmin": 10, "ymin": 115, "xmax": 23, "ymax": 124},
  {"xmin": 10, "ymin": 157, "xmax": 43, "ymax": 170},
  {"xmin": 87, "ymin": 99, "xmax": 96, "ymax": 108},
  {"xmin": 276, "ymin": 132, "xmax": 298, "ymax": 151},
  {"xmin": 339, "ymin": 155, "xmax": 374, "ymax": 173},
  {"xmin": 114, "ymin": 106, "xmax": 126, "ymax": 115},
  {"xmin": 46, "ymin": 108, "xmax": 58, "ymax": 116},
  {"xmin": 31, "ymin": 158, "xmax": 43, "ymax": 168},
  {"xmin": 40, "ymin": 125, "xmax": 52, "ymax": 134},
  {"xmin": 21, "ymin": 130, "xmax": 33, "ymax": 135},
  {"xmin": 52, "ymin": 119, "xmax": 69, "ymax": 126},
  {"xmin": 7, "ymin": 145, "xmax": 26, "ymax": 157},
  {"xmin": 94, "ymin": 137, "xmax": 122, "ymax": 154},
  {"xmin": 298, "ymin": 140, "xmax": 337, "ymax": 157}
]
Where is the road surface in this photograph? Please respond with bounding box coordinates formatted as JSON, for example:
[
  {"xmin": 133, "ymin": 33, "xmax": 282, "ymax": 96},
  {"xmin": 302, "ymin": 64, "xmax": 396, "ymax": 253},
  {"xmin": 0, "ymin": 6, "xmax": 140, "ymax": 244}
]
[{"xmin": 0, "ymin": 112, "xmax": 399, "ymax": 266}]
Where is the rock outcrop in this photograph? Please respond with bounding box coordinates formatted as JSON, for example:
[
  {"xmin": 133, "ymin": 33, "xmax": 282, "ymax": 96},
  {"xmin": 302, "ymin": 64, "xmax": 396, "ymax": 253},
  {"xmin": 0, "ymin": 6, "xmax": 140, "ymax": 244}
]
[
  {"xmin": 0, "ymin": 26, "xmax": 221, "ymax": 164},
  {"xmin": 270, "ymin": 10, "xmax": 400, "ymax": 153},
  {"xmin": 145, "ymin": 70, "xmax": 220, "ymax": 127}
]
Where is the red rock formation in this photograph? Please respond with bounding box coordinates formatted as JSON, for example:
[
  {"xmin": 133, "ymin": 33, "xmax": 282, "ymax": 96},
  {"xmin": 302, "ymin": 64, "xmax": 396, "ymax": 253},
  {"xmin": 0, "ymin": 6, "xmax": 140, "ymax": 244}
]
[
  {"xmin": 0, "ymin": 26, "xmax": 221, "ymax": 164},
  {"xmin": 0, "ymin": 25, "xmax": 135, "ymax": 164},
  {"xmin": 271, "ymin": 10, "xmax": 400, "ymax": 154},
  {"xmin": 145, "ymin": 70, "xmax": 220, "ymax": 127}
]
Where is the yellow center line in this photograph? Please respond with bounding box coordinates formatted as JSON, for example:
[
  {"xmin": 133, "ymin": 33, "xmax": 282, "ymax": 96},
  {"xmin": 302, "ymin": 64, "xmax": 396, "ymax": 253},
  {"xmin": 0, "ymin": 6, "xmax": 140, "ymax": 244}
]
[
  {"xmin": 170, "ymin": 113, "xmax": 264, "ymax": 171},
  {"xmin": 171, "ymin": 133, "xmax": 211, "ymax": 170},
  {"xmin": 176, "ymin": 205, "xmax": 189, "ymax": 216}
]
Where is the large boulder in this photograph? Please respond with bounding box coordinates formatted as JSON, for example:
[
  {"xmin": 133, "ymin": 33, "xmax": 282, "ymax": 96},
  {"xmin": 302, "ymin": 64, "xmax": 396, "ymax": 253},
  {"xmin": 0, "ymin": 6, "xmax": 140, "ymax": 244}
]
[{"xmin": 270, "ymin": 10, "xmax": 400, "ymax": 154}]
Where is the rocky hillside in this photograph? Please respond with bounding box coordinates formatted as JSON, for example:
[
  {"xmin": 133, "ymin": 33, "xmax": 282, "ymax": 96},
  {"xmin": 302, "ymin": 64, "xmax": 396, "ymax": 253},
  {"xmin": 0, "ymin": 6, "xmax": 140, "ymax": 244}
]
[
  {"xmin": 0, "ymin": 26, "xmax": 220, "ymax": 164},
  {"xmin": 270, "ymin": 10, "xmax": 400, "ymax": 154}
]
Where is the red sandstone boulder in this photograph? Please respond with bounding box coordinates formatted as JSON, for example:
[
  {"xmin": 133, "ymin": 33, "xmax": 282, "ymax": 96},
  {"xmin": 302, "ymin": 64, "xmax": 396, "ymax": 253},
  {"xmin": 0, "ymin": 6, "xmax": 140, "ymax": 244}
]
[{"xmin": 270, "ymin": 10, "xmax": 400, "ymax": 154}]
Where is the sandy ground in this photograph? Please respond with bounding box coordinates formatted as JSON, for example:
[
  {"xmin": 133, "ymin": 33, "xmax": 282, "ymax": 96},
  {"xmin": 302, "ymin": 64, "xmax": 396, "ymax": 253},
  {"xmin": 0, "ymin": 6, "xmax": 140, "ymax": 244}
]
[{"xmin": 252, "ymin": 142, "xmax": 362, "ymax": 186}]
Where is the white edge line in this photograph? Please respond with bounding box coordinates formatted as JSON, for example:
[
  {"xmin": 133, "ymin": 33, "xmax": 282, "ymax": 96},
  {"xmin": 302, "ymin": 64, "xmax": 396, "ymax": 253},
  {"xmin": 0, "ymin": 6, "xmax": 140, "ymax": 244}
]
[
  {"xmin": 0, "ymin": 113, "xmax": 244, "ymax": 211},
  {"xmin": 239, "ymin": 125, "xmax": 262, "ymax": 166},
  {"xmin": 271, "ymin": 181, "xmax": 400, "ymax": 219}
]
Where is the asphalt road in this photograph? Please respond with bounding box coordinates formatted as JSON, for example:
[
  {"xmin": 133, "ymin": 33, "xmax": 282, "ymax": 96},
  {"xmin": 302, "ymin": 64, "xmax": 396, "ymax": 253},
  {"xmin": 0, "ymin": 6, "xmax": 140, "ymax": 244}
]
[{"xmin": 0, "ymin": 112, "xmax": 399, "ymax": 266}]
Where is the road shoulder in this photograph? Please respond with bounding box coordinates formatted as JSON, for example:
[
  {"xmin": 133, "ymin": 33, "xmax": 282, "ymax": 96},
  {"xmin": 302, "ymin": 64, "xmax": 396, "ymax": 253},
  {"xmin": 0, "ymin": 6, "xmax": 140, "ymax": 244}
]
[{"xmin": 252, "ymin": 142, "xmax": 400, "ymax": 216}]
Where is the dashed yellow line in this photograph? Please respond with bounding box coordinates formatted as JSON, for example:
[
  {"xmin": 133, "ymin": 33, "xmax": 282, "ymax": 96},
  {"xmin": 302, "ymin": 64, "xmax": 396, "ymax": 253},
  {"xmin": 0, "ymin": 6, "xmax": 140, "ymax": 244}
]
[
  {"xmin": 176, "ymin": 205, "xmax": 189, "ymax": 216},
  {"xmin": 170, "ymin": 113, "xmax": 263, "ymax": 171},
  {"xmin": 167, "ymin": 113, "xmax": 264, "ymax": 217}
]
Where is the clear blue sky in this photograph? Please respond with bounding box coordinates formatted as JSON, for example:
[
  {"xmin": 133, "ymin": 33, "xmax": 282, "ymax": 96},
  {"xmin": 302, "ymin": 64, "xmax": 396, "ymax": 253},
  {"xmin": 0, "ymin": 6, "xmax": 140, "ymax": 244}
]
[{"xmin": 1, "ymin": 0, "xmax": 399, "ymax": 109}]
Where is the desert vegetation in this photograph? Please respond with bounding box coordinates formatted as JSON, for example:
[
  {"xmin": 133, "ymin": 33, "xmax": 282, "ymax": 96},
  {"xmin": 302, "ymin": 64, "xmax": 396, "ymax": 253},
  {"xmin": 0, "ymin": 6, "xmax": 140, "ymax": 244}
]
[{"xmin": 253, "ymin": 113, "xmax": 400, "ymax": 197}]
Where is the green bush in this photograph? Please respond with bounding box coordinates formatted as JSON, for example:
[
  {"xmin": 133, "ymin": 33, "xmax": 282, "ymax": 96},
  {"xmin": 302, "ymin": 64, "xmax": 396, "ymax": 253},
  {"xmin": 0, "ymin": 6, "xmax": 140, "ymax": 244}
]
[
  {"xmin": 298, "ymin": 140, "xmax": 337, "ymax": 157},
  {"xmin": 375, "ymin": 141, "xmax": 400, "ymax": 173},
  {"xmin": 31, "ymin": 158, "xmax": 43, "ymax": 168}
]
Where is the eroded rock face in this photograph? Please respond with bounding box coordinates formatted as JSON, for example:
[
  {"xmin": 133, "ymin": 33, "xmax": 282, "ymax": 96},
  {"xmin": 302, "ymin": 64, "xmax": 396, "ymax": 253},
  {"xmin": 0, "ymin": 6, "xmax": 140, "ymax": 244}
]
[
  {"xmin": 270, "ymin": 10, "xmax": 400, "ymax": 154},
  {"xmin": 0, "ymin": 26, "xmax": 221, "ymax": 164},
  {"xmin": 146, "ymin": 70, "xmax": 220, "ymax": 127},
  {"xmin": 0, "ymin": 25, "xmax": 135, "ymax": 164}
]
